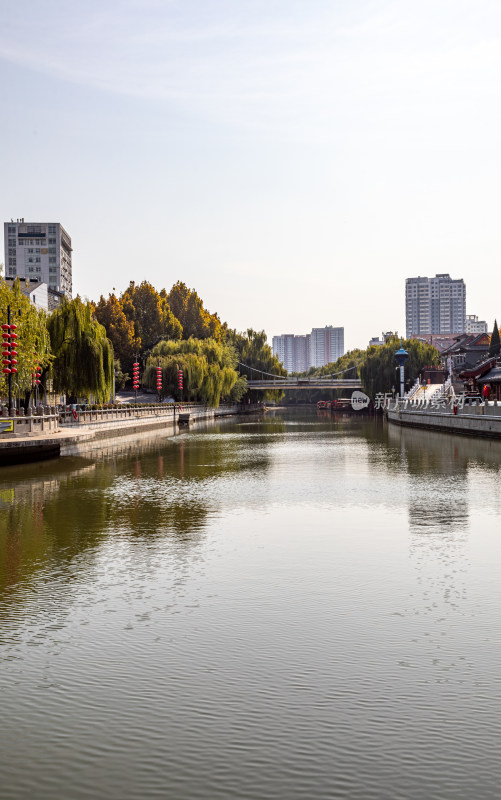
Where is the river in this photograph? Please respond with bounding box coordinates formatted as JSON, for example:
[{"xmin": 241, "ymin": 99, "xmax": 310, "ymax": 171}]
[{"xmin": 1, "ymin": 409, "xmax": 501, "ymax": 799}]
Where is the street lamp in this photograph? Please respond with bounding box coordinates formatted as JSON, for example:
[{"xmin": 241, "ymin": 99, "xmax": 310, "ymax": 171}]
[{"xmin": 395, "ymin": 340, "xmax": 409, "ymax": 400}]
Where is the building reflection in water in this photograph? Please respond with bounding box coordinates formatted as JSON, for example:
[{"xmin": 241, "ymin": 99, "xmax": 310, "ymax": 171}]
[{"xmin": 386, "ymin": 423, "xmax": 501, "ymax": 675}]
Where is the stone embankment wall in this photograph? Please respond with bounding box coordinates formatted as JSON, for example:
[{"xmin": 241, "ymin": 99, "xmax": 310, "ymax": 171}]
[
  {"xmin": 387, "ymin": 400, "xmax": 501, "ymax": 438},
  {"xmin": 0, "ymin": 403, "xmax": 264, "ymax": 464}
]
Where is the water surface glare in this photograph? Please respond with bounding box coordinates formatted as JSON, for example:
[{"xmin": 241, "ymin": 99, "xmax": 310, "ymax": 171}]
[{"xmin": 1, "ymin": 409, "xmax": 501, "ymax": 799}]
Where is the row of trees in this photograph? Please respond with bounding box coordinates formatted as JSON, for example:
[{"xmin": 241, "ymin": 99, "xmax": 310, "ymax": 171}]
[
  {"xmin": 0, "ymin": 280, "xmax": 115, "ymax": 404},
  {"xmin": 93, "ymin": 280, "xmax": 225, "ymax": 377},
  {"xmin": 1, "ymin": 277, "xmax": 286, "ymax": 407}
]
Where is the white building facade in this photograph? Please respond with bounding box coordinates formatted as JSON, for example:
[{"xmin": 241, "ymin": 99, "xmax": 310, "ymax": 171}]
[
  {"xmin": 405, "ymin": 274, "xmax": 466, "ymax": 337},
  {"xmin": 465, "ymin": 314, "xmax": 488, "ymax": 334},
  {"xmin": 4, "ymin": 277, "xmax": 49, "ymax": 311},
  {"xmin": 4, "ymin": 219, "xmax": 72, "ymax": 298}
]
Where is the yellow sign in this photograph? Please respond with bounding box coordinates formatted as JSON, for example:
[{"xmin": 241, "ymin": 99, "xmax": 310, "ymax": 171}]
[
  {"xmin": 0, "ymin": 420, "xmax": 14, "ymax": 433},
  {"xmin": 41, "ymin": 248, "xmax": 48, "ymax": 254}
]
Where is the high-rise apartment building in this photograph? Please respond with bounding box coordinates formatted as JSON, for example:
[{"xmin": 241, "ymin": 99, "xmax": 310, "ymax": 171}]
[
  {"xmin": 272, "ymin": 334, "xmax": 296, "ymax": 373},
  {"xmin": 309, "ymin": 326, "xmax": 344, "ymax": 369},
  {"xmin": 273, "ymin": 327, "xmax": 344, "ymax": 373},
  {"xmin": 4, "ymin": 219, "xmax": 72, "ymax": 298},
  {"xmin": 405, "ymin": 274, "xmax": 465, "ymax": 337}
]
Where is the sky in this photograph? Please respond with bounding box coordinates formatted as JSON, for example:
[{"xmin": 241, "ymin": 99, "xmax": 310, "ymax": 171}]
[{"xmin": 1, "ymin": 0, "xmax": 501, "ymax": 351}]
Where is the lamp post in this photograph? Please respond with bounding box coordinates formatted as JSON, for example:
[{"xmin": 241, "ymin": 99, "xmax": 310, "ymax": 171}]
[{"xmin": 395, "ymin": 339, "xmax": 409, "ymax": 400}]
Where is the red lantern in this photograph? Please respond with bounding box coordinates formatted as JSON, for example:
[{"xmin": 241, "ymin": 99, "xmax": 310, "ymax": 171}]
[
  {"xmin": 178, "ymin": 369, "xmax": 183, "ymax": 390},
  {"xmin": 132, "ymin": 361, "xmax": 140, "ymax": 390},
  {"xmin": 1, "ymin": 324, "xmax": 9, "ymax": 331},
  {"xmin": 2, "ymin": 368, "xmax": 10, "ymax": 374}
]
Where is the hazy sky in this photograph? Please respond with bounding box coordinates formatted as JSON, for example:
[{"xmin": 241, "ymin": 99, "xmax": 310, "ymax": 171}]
[{"xmin": 1, "ymin": 0, "xmax": 501, "ymax": 351}]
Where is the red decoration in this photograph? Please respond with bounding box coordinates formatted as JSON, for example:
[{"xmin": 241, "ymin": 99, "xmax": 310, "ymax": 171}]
[{"xmin": 132, "ymin": 361, "xmax": 140, "ymax": 390}]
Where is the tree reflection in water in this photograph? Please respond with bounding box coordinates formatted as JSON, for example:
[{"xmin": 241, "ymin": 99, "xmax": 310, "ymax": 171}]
[{"xmin": 0, "ymin": 419, "xmax": 276, "ymax": 601}]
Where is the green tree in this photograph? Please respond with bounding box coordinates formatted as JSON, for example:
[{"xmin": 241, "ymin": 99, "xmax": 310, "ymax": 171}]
[
  {"xmin": 226, "ymin": 328, "xmax": 287, "ymax": 403},
  {"xmin": 143, "ymin": 337, "xmax": 246, "ymax": 406},
  {"xmin": 489, "ymin": 320, "xmax": 500, "ymax": 357},
  {"xmin": 0, "ymin": 278, "xmax": 52, "ymax": 401},
  {"xmin": 167, "ymin": 281, "xmax": 222, "ymax": 341},
  {"xmin": 122, "ymin": 281, "xmax": 182, "ymax": 351},
  {"xmin": 48, "ymin": 297, "xmax": 114, "ymax": 402},
  {"xmin": 93, "ymin": 293, "xmax": 140, "ymax": 375},
  {"xmin": 360, "ymin": 337, "xmax": 439, "ymax": 397}
]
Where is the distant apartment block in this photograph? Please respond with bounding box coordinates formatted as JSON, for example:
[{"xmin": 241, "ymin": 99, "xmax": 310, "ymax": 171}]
[
  {"xmin": 309, "ymin": 326, "xmax": 344, "ymax": 369},
  {"xmin": 465, "ymin": 314, "xmax": 488, "ymax": 334},
  {"xmin": 405, "ymin": 274, "xmax": 466, "ymax": 337},
  {"xmin": 272, "ymin": 334, "xmax": 296, "ymax": 373},
  {"xmin": 272, "ymin": 326, "xmax": 344, "ymax": 373},
  {"xmin": 4, "ymin": 219, "xmax": 72, "ymax": 298}
]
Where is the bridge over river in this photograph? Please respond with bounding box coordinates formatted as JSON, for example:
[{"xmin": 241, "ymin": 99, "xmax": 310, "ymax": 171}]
[{"xmin": 245, "ymin": 377, "xmax": 362, "ymax": 390}]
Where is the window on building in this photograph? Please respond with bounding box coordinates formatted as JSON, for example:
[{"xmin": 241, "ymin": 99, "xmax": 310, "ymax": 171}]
[{"xmin": 48, "ymin": 237, "xmax": 56, "ymax": 245}]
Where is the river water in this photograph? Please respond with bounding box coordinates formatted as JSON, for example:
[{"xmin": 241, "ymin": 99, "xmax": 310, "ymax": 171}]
[{"xmin": 1, "ymin": 409, "xmax": 501, "ymax": 800}]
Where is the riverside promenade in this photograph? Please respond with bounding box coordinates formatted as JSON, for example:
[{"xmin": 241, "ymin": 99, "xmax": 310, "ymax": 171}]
[{"xmin": 0, "ymin": 402, "xmax": 263, "ymax": 464}]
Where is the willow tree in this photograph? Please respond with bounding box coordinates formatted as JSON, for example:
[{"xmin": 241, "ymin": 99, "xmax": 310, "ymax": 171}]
[
  {"xmin": 143, "ymin": 337, "xmax": 246, "ymax": 406},
  {"xmin": 360, "ymin": 337, "xmax": 439, "ymax": 397},
  {"xmin": 225, "ymin": 328, "xmax": 287, "ymax": 403},
  {"xmin": 0, "ymin": 278, "xmax": 52, "ymax": 401},
  {"xmin": 48, "ymin": 297, "xmax": 114, "ymax": 402}
]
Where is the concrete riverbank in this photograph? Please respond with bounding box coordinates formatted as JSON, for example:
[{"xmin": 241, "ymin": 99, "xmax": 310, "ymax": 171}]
[
  {"xmin": 387, "ymin": 401, "xmax": 501, "ymax": 439},
  {"xmin": 0, "ymin": 403, "xmax": 264, "ymax": 464}
]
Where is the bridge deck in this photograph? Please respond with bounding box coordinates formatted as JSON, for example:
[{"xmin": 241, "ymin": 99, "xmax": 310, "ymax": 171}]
[{"xmin": 246, "ymin": 379, "xmax": 362, "ymax": 390}]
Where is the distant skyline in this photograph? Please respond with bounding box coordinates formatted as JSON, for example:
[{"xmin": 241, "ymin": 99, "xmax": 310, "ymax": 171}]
[{"xmin": 1, "ymin": 1, "xmax": 501, "ymax": 351}]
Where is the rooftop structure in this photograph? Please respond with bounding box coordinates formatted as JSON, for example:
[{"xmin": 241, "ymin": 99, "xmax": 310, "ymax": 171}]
[{"xmin": 466, "ymin": 314, "xmax": 488, "ymax": 334}]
